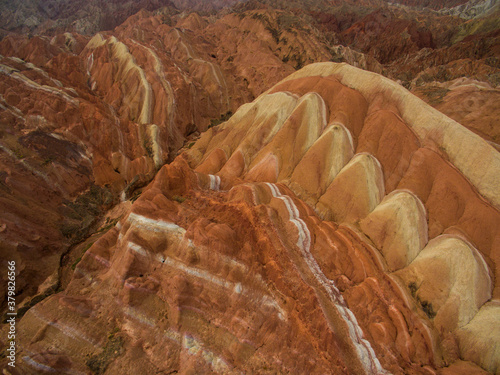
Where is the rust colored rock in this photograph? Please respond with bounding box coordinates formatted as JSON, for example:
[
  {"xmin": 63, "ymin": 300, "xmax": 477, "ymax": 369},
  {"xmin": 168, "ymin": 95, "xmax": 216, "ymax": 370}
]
[
  {"xmin": 413, "ymin": 79, "xmax": 500, "ymax": 147},
  {"xmin": 397, "ymin": 148, "xmax": 500, "ymax": 298},
  {"xmin": 341, "ymin": 10, "xmax": 436, "ymax": 64},
  {"xmin": 316, "ymin": 153, "xmax": 385, "ymax": 223},
  {"xmin": 357, "ymin": 109, "xmax": 421, "ymax": 192},
  {"xmin": 1, "ymin": 2, "xmax": 500, "ymax": 373},
  {"xmin": 360, "ymin": 190, "xmax": 428, "ymax": 271},
  {"xmin": 8, "ymin": 61, "xmax": 499, "ymax": 374},
  {"xmin": 394, "ymin": 235, "xmax": 492, "ymax": 334}
]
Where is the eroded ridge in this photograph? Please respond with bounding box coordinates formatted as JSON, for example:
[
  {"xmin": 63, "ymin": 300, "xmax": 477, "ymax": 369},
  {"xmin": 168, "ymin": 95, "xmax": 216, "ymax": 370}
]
[
  {"xmin": 182, "ymin": 62, "xmax": 499, "ymax": 374},
  {"xmin": 11, "ymin": 62, "xmax": 500, "ymax": 374},
  {"xmin": 265, "ymin": 182, "xmax": 387, "ymax": 374}
]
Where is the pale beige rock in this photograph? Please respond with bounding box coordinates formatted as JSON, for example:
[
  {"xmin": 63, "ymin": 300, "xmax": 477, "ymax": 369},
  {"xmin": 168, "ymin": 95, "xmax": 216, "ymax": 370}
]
[
  {"xmin": 146, "ymin": 124, "xmax": 163, "ymax": 169},
  {"xmin": 316, "ymin": 153, "xmax": 385, "ymax": 223},
  {"xmin": 289, "ymin": 123, "xmax": 354, "ymax": 206},
  {"xmin": 247, "ymin": 92, "xmax": 327, "ymax": 182},
  {"xmin": 185, "ymin": 127, "xmax": 216, "ymax": 168},
  {"xmin": 188, "ymin": 92, "xmax": 298, "ymax": 171},
  {"xmin": 360, "ymin": 190, "xmax": 428, "ymax": 271},
  {"xmin": 394, "ymin": 235, "xmax": 492, "ymax": 335},
  {"xmin": 456, "ymin": 300, "xmax": 500, "ymax": 374},
  {"xmin": 275, "ymin": 62, "xmax": 500, "ymax": 209},
  {"xmin": 86, "ymin": 35, "xmax": 153, "ymax": 125}
]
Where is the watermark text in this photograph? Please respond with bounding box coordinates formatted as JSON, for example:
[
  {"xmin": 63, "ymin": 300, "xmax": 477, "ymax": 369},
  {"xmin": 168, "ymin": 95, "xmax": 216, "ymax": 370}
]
[{"xmin": 6, "ymin": 260, "xmax": 16, "ymax": 367}]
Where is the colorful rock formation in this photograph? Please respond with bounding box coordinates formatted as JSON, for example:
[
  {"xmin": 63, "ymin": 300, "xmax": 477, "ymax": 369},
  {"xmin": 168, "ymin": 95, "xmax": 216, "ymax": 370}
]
[
  {"xmin": 0, "ymin": 6, "xmax": 386, "ymax": 312},
  {"xmin": 1, "ymin": 1, "xmax": 500, "ymax": 373},
  {"xmin": 6, "ymin": 62, "xmax": 498, "ymax": 374},
  {"xmin": 412, "ymin": 78, "xmax": 500, "ymax": 148}
]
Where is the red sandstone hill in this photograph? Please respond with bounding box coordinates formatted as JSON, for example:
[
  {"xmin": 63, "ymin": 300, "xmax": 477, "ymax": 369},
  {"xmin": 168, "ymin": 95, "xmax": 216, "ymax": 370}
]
[
  {"xmin": 0, "ymin": 6, "xmax": 335, "ymax": 333},
  {"xmin": 0, "ymin": 0, "xmax": 177, "ymax": 37},
  {"xmin": 3, "ymin": 62, "xmax": 499, "ymax": 375},
  {"xmin": 0, "ymin": 1, "xmax": 499, "ymax": 374},
  {"xmin": 390, "ymin": 0, "xmax": 470, "ymax": 9}
]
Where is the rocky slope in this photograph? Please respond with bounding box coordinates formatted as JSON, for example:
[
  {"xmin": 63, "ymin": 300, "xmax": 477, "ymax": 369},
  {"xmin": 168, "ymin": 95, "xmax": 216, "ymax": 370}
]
[
  {"xmin": 0, "ymin": 6, "xmax": 358, "ymax": 333},
  {"xmin": 0, "ymin": 1, "xmax": 499, "ymax": 374},
  {"xmin": 0, "ymin": 0, "xmax": 177, "ymax": 37},
  {"xmin": 0, "ymin": 10, "xmax": 242, "ymax": 318},
  {"xmin": 436, "ymin": 0, "xmax": 500, "ymax": 19},
  {"xmin": 412, "ymin": 78, "xmax": 500, "ymax": 148},
  {"xmin": 4, "ymin": 62, "xmax": 498, "ymax": 374},
  {"xmin": 391, "ymin": 0, "xmax": 470, "ymax": 9}
]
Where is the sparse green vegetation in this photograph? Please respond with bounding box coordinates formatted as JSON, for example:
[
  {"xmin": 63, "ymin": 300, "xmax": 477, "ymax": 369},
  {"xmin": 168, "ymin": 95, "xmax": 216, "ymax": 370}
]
[
  {"xmin": 96, "ymin": 217, "xmax": 120, "ymax": 234},
  {"xmin": 130, "ymin": 191, "xmax": 142, "ymax": 203},
  {"xmin": 419, "ymin": 298, "xmax": 436, "ymax": 319},
  {"xmin": 408, "ymin": 282, "xmax": 417, "ymax": 297},
  {"xmin": 72, "ymin": 241, "xmax": 94, "ymax": 270},
  {"xmin": 209, "ymin": 111, "xmax": 233, "ymax": 128},
  {"xmin": 294, "ymin": 55, "xmax": 305, "ymax": 70},
  {"xmin": 418, "ymin": 86, "xmax": 450, "ymax": 105},
  {"xmin": 60, "ymin": 185, "xmax": 114, "ymax": 244},
  {"xmin": 61, "ymin": 223, "xmax": 79, "ymax": 238},
  {"xmin": 143, "ymin": 138, "xmax": 154, "ymax": 158},
  {"xmin": 161, "ymin": 15, "xmax": 172, "ymax": 26},
  {"xmin": 407, "ymin": 282, "xmax": 436, "ymax": 318},
  {"xmin": 265, "ymin": 25, "xmax": 281, "ymax": 44},
  {"xmin": 172, "ymin": 195, "xmax": 186, "ymax": 203},
  {"xmin": 13, "ymin": 147, "xmax": 25, "ymax": 159},
  {"xmin": 42, "ymin": 157, "xmax": 53, "ymax": 166},
  {"xmin": 277, "ymin": 13, "xmax": 304, "ymax": 32},
  {"xmin": 86, "ymin": 334, "xmax": 124, "ymax": 374},
  {"xmin": 107, "ymin": 327, "xmax": 120, "ymax": 340},
  {"xmin": 71, "ymin": 256, "xmax": 83, "ymax": 270}
]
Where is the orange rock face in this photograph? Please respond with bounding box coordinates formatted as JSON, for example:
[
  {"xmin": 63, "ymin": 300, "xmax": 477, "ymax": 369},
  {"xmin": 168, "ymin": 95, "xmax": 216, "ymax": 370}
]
[
  {"xmin": 413, "ymin": 79, "xmax": 500, "ymax": 148},
  {"xmin": 0, "ymin": 8, "xmax": 318, "ymax": 313},
  {"xmin": 7, "ymin": 62, "xmax": 499, "ymax": 374},
  {"xmin": 0, "ymin": 4, "xmax": 393, "ymax": 316},
  {"xmin": 1, "ymin": 2, "xmax": 500, "ymax": 374}
]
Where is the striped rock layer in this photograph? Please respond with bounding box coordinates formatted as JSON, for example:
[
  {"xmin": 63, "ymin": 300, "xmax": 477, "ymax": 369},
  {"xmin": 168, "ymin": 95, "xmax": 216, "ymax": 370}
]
[{"xmin": 13, "ymin": 63, "xmax": 500, "ymax": 374}]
